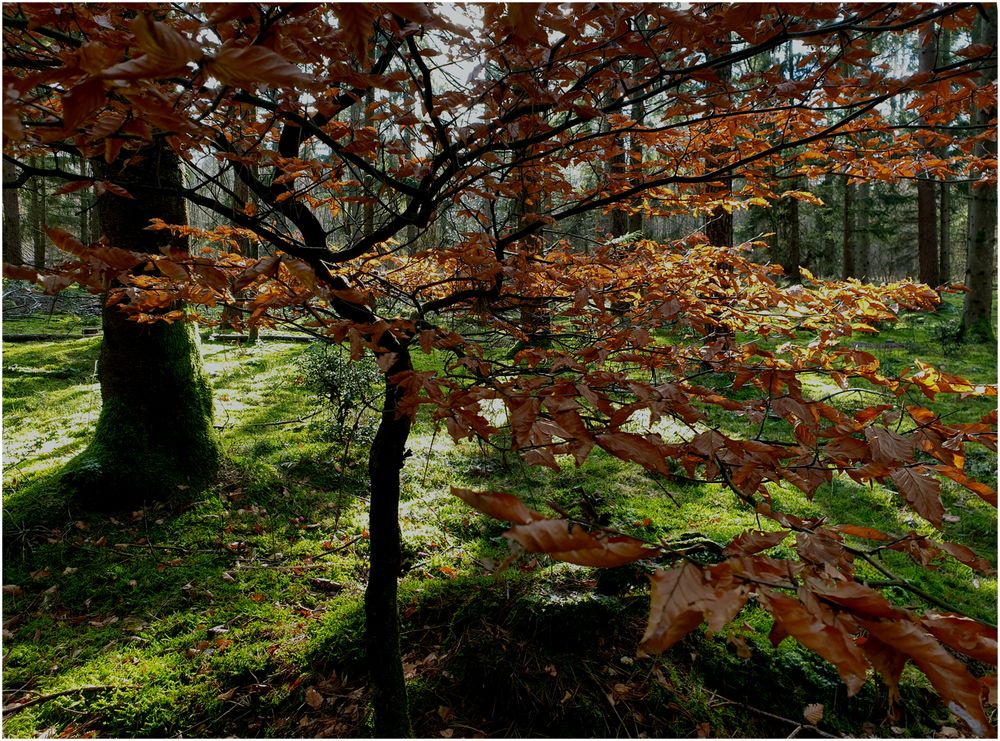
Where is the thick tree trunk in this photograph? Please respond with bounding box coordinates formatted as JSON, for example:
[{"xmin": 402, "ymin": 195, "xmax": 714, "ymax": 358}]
[
  {"xmin": 62, "ymin": 139, "xmax": 220, "ymax": 509},
  {"xmin": 2, "ymin": 159, "xmax": 22, "ymax": 266},
  {"xmin": 366, "ymin": 350, "xmax": 414, "ymax": 738},
  {"xmin": 842, "ymin": 175, "xmax": 856, "ymax": 279},
  {"xmin": 961, "ymin": 5, "xmax": 997, "ymax": 341}
]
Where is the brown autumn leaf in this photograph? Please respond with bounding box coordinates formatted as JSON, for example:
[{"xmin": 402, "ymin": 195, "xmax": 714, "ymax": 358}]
[
  {"xmin": 332, "ymin": 3, "xmax": 380, "ymax": 61},
  {"xmin": 504, "ymin": 519, "xmax": 657, "ymax": 568},
  {"xmin": 132, "ymin": 13, "xmax": 202, "ymax": 69},
  {"xmin": 206, "ymin": 45, "xmax": 314, "ymax": 89},
  {"xmin": 595, "ymin": 431, "xmax": 670, "ymax": 476},
  {"xmin": 305, "ymin": 686, "xmax": 324, "ymax": 709},
  {"xmin": 934, "ymin": 464, "xmax": 998, "ymax": 506},
  {"xmin": 865, "ymin": 427, "xmax": 915, "ymax": 465},
  {"xmin": 803, "ymin": 703, "xmax": 824, "ymax": 725},
  {"xmin": 61, "ymin": 78, "xmax": 106, "ymax": 132},
  {"xmin": 760, "ymin": 588, "xmax": 869, "ymax": 696},
  {"xmin": 891, "ymin": 466, "xmax": 945, "ymax": 527},
  {"xmin": 832, "ymin": 524, "xmax": 892, "ymax": 541},
  {"xmin": 860, "ymin": 618, "xmax": 994, "ymax": 738},
  {"xmin": 922, "ymin": 614, "xmax": 998, "ymax": 665},
  {"xmin": 44, "ymin": 227, "xmax": 88, "ymax": 258},
  {"xmin": 937, "ymin": 541, "xmax": 993, "ymax": 574},
  {"xmin": 722, "ymin": 529, "xmax": 789, "ymax": 556},
  {"xmin": 450, "ymin": 486, "xmax": 542, "ymax": 525},
  {"xmin": 640, "ymin": 562, "xmax": 749, "ymax": 656}
]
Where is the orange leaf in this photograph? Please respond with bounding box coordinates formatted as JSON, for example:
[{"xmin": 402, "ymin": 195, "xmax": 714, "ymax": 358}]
[{"xmin": 934, "ymin": 464, "xmax": 997, "ymax": 506}]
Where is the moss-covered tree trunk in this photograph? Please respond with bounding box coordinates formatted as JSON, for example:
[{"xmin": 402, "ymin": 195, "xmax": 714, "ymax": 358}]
[
  {"xmin": 63, "ymin": 139, "xmax": 219, "ymax": 509},
  {"xmin": 366, "ymin": 350, "xmax": 414, "ymax": 737}
]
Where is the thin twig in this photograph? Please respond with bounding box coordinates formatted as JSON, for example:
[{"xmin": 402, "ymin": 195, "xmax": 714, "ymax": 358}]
[
  {"xmin": 738, "ymin": 703, "xmax": 840, "ymax": 738},
  {"xmin": 3, "ymin": 685, "xmax": 128, "ymax": 715}
]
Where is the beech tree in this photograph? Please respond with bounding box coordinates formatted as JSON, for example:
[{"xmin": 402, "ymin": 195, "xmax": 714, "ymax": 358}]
[{"xmin": 2, "ymin": 3, "xmax": 997, "ymax": 736}]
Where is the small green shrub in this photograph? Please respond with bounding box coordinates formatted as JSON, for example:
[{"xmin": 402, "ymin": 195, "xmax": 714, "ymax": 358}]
[{"xmin": 294, "ymin": 343, "xmax": 381, "ymax": 446}]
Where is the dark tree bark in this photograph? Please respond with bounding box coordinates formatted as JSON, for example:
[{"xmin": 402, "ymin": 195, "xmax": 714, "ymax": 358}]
[
  {"xmin": 842, "ymin": 175, "xmax": 856, "ymax": 280},
  {"xmin": 62, "ymin": 139, "xmax": 220, "ymax": 509},
  {"xmin": 777, "ymin": 185, "xmax": 802, "ymax": 283},
  {"xmin": 857, "ymin": 179, "xmax": 872, "ymax": 280},
  {"xmin": 917, "ymin": 26, "xmax": 939, "ymax": 287},
  {"xmin": 961, "ymin": 5, "xmax": 997, "ymax": 341},
  {"xmin": 939, "ymin": 179, "xmax": 950, "ymax": 283},
  {"xmin": 938, "ymin": 27, "xmax": 952, "ymax": 284},
  {"xmin": 627, "ymin": 50, "xmax": 645, "ymax": 235},
  {"xmin": 29, "ymin": 157, "xmax": 46, "ymax": 269},
  {"xmin": 2, "ymin": 159, "xmax": 22, "ymax": 266},
  {"xmin": 366, "ymin": 351, "xmax": 414, "ymax": 738}
]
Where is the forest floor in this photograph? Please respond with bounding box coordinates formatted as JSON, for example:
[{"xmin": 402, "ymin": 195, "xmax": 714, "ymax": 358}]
[{"xmin": 2, "ymin": 292, "xmax": 996, "ymax": 738}]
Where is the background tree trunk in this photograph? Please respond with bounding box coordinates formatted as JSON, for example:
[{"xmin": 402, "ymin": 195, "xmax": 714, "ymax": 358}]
[
  {"xmin": 366, "ymin": 350, "xmax": 414, "ymax": 738},
  {"xmin": 961, "ymin": 5, "xmax": 997, "ymax": 341},
  {"xmin": 62, "ymin": 139, "xmax": 220, "ymax": 509},
  {"xmin": 777, "ymin": 185, "xmax": 802, "ymax": 283},
  {"xmin": 857, "ymin": 180, "xmax": 872, "ymax": 281},
  {"xmin": 917, "ymin": 25, "xmax": 939, "ymax": 287},
  {"xmin": 3, "ymin": 159, "xmax": 22, "ymax": 266},
  {"xmin": 939, "ymin": 179, "xmax": 950, "ymax": 283},
  {"xmin": 842, "ymin": 174, "xmax": 855, "ymax": 279},
  {"xmin": 29, "ymin": 158, "xmax": 47, "ymax": 269}
]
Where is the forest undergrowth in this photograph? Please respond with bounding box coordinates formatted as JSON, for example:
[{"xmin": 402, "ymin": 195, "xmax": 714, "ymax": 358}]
[{"xmin": 1, "ymin": 294, "xmax": 996, "ymax": 738}]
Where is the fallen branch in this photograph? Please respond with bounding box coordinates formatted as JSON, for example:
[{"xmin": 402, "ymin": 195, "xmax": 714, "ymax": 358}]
[{"xmin": 2, "ymin": 684, "xmax": 128, "ymax": 715}]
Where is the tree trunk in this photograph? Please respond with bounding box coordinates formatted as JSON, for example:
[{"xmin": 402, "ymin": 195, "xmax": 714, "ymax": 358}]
[
  {"xmin": 62, "ymin": 139, "xmax": 220, "ymax": 509},
  {"xmin": 917, "ymin": 25, "xmax": 939, "ymax": 287},
  {"xmin": 29, "ymin": 157, "xmax": 46, "ymax": 269},
  {"xmin": 2, "ymin": 159, "xmax": 22, "ymax": 266},
  {"xmin": 705, "ymin": 51, "xmax": 733, "ymax": 250},
  {"xmin": 366, "ymin": 350, "xmax": 414, "ymax": 738},
  {"xmin": 777, "ymin": 186, "xmax": 801, "ymax": 283},
  {"xmin": 937, "ymin": 27, "xmax": 951, "ymax": 284},
  {"xmin": 842, "ymin": 175, "xmax": 855, "ymax": 279},
  {"xmin": 77, "ymin": 156, "xmax": 91, "ymax": 245},
  {"xmin": 939, "ymin": 179, "xmax": 950, "ymax": 283},
  {"xmin": 857, "ymin": 180, "xmax": 872, "ymax": 281},
  {"xmin": 627, "ymin": 49, "xmax": 645, "ymax": 235},
  {"xmin": 961, "ymin": 5, "xmax": 997, "ymax": 341}
]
